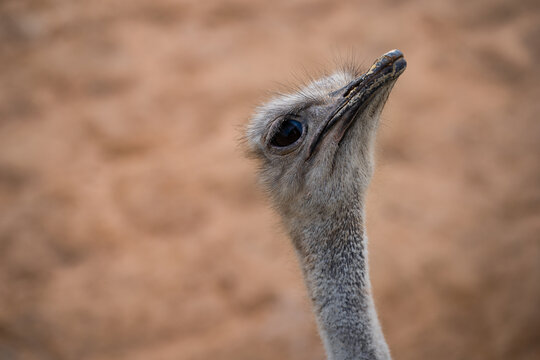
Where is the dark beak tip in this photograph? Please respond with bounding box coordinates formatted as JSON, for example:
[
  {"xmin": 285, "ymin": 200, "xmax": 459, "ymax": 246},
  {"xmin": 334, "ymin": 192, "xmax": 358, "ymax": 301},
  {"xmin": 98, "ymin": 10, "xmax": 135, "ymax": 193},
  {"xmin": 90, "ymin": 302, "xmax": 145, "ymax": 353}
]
[
  {"xmin": 376, "ymin": 49, "xmax": 407, "ymax": 77},
  {"xmin": 395, "ymin": 56, "xmax": 407, "ymax": 73},
  {"xmin": 385, "ymin": 49, "xmax": 404, "ymax": 60}
]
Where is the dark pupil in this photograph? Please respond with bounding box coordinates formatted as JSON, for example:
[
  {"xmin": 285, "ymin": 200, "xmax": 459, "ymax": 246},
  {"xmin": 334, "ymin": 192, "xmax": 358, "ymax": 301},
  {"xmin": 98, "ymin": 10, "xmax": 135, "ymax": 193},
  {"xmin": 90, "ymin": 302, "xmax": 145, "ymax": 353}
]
[{"xmin": 271, "ymin": 119, "xmax": 303, "ymax": 147}]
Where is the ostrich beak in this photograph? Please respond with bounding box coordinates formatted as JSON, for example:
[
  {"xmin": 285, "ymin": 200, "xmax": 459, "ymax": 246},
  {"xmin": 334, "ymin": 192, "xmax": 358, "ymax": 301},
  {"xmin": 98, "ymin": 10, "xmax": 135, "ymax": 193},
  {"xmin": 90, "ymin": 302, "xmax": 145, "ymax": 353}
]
[{"xmin": 307, "ymin": 49, "xmax": 407, "ymax": 160}]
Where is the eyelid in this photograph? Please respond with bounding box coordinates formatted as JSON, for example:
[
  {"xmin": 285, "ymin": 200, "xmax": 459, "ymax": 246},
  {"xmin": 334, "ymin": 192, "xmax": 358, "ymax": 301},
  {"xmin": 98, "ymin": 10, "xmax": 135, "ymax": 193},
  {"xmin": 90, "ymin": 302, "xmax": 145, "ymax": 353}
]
[{"xmin": 287, "ymin": 113, "xmax": 301, "ymax": 121}]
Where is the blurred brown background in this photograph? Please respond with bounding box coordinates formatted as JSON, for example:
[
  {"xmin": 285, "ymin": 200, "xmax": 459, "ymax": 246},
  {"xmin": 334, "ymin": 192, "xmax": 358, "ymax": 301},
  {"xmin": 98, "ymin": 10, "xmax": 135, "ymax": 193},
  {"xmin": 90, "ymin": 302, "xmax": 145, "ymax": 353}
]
[{"xmin": 1, "ymin": 0, "xmax": 539, "ymax": 359}]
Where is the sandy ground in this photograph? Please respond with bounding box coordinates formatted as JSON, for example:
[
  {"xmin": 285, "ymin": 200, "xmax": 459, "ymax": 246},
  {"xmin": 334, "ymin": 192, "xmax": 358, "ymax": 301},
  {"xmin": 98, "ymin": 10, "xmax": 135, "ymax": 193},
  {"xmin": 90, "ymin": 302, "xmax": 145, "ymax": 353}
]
[{"xmin": 0, "ymin": 0, "xmax": 539, "ymax": 359}]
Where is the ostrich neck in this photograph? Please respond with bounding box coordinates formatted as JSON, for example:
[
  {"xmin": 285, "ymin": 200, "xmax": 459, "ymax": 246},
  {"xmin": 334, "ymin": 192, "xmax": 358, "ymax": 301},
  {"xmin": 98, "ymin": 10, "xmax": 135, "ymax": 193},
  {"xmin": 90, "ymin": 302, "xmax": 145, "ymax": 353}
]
[{"xmin": 287, "ymin": 200, "xmax": 391, "ymax": 360}]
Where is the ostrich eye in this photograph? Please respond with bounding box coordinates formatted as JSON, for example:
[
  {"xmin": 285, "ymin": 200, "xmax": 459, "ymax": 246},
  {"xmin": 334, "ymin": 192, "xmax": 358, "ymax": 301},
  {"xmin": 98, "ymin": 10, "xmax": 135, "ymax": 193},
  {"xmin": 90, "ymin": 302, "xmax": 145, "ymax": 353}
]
[{"xmin": 271, "ymin": 119, "xmax": 303, "ymax": 147}]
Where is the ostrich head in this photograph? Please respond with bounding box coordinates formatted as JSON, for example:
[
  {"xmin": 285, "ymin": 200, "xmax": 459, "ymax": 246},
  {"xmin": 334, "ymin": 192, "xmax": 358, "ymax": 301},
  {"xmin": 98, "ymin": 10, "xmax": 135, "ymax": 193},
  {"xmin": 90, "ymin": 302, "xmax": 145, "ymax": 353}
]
[
  {"xmin": 245, "ymin": 50, "xmax": 406, "ymax": 360},
  {"xmin": 246, "ymin": 50, "xmax": 406, "ymax": 233}
]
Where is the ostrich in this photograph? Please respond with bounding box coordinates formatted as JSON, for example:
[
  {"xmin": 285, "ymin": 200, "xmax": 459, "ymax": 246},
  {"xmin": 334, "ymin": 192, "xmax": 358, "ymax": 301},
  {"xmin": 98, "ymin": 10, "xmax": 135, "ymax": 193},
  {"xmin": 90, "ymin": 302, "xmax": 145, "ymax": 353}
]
[{"xmin": 245, "ymin": 50, "xmax": 406, "ymax": 360}]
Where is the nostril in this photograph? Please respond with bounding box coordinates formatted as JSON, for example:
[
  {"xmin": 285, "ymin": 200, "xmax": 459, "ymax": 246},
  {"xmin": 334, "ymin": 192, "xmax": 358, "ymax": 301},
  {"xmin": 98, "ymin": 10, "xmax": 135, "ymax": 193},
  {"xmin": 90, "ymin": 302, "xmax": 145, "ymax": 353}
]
[
  {"xmin": 328, "ymin": 74, "xmax": 367, "ymax": 98},
  {"xmin": 342, "ymin": 75, "xmax": 366, "ymax": 97}
]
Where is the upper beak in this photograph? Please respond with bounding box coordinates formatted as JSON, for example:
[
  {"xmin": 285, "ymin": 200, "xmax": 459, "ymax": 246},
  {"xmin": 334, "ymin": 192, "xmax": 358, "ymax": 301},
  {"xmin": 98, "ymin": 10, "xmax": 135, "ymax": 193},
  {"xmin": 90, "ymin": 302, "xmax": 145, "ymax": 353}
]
[{"xmin": 306, "ymin": 49, "xmax": 407, "ymax": 160}]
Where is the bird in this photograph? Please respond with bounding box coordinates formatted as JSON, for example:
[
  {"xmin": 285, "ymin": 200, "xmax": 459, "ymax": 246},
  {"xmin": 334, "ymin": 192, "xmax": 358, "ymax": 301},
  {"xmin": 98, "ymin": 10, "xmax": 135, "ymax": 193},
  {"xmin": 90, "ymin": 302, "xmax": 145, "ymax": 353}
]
[{"xmin": 245, "ymin": 49, "xmax": 406, "ymax": 360}]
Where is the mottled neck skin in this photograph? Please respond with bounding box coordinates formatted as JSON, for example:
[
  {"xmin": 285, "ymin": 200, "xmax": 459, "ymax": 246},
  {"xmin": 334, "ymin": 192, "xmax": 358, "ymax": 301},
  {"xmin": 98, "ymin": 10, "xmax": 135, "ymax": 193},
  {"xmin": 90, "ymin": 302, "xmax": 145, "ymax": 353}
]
[{"xmin": 285, "ymin": 197, "xmax": 390, "ymax": 360}]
